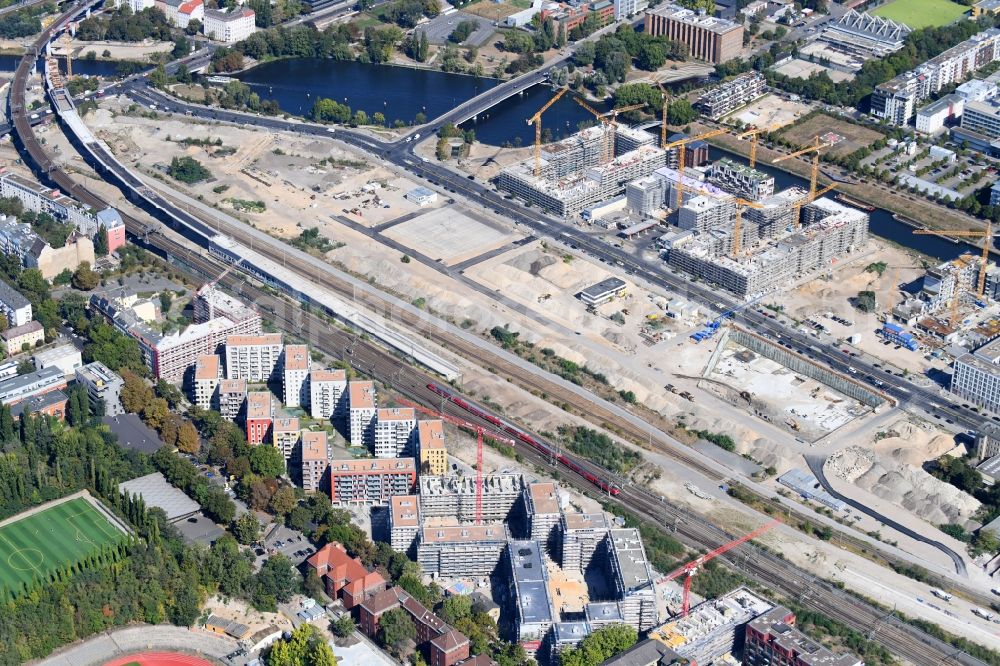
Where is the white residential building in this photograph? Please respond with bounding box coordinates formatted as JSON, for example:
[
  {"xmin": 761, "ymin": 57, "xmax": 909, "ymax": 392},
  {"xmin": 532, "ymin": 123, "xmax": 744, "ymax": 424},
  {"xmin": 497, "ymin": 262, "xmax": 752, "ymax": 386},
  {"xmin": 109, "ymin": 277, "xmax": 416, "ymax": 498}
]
[
  {"xmin": 282, "ymin": 344, "xmax": 309, "ymax": 408},
  {"xmin": 310, "ymin": 368, "xmax": 348, "ymax": 421},
  {"xmin": 225, "ymin": 333, "xmax": 283, "ymax": 383},
  {"xmin": 348, "ymin": 380, "xmax": 377, "ymax": 449},
  {"xmin": 953, "ymin": 337, "xmax": 1000, "ymax": 415},
  {"xmin": 203, "ymin": 7, "xmax": 256, "ymax": 44},
  {"xmin": 114, "ymin": 0, "xmax": 155, "ymax": 14},
  {"xmin": 0, "ymin": 280, "xmax": 31, "ymax": 328},
  {"xmin": 193, "ymin": 354, "xmax": 222, "ymax": 410},
  {"xmin": 374, "ymin": 407, "xmax": 417, "ymax": 458}
]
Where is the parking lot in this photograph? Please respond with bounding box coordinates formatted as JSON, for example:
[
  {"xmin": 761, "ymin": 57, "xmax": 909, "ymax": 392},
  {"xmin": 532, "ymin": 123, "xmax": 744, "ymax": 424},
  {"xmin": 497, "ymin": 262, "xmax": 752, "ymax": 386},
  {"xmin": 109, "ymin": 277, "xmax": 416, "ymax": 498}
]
[{"xmin": 258, "ymin": 524, "xmax": 315, "ymax": 568}]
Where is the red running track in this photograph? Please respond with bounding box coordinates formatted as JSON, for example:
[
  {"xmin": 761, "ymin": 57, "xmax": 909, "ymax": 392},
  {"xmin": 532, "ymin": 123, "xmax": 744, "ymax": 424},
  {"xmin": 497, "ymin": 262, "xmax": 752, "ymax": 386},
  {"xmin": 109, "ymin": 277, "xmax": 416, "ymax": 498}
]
[{"xmin": 104, "ymin": 652, "xmax": 215, "ymax": 666}]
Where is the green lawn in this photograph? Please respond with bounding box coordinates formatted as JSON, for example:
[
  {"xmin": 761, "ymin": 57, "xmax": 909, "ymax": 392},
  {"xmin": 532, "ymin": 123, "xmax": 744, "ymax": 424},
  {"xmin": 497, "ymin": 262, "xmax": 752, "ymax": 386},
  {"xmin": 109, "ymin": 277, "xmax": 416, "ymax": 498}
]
[
  {"xmin": 0, "ymin": 497, "xmax": 128, "ymax": 596},
  {"xmin": 870, "ymin": 0, "xmax": 968, "ymax": 29}
]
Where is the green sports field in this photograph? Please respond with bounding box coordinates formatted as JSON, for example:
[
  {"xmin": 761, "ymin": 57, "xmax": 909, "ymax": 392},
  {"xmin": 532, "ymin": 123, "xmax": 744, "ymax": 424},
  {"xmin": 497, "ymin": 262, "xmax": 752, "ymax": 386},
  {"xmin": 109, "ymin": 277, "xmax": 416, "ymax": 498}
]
[
  {"xmin": 871, "ymin": 0, "xmax": 968, "ymax": 29},
  {"xmin": 0, "ymin": 497, "xmax": 128, "ymax": 596}
]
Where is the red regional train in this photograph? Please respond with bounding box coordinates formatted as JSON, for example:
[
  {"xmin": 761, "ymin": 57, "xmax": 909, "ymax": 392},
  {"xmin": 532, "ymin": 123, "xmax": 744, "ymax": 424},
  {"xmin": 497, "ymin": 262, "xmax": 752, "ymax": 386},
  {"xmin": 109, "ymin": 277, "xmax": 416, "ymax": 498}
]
[{"xmin": 427, "ymin": 383, "xmax": 620, "ymax": 496}]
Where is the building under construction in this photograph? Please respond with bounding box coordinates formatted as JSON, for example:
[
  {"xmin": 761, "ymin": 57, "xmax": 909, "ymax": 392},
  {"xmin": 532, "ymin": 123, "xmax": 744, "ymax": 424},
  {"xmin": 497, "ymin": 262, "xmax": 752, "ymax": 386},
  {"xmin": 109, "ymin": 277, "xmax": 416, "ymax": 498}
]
[
  {"xmin": 418, "ymin": 473, "xmax": 524, "ymax": 523},
  {"xmin": 664, "ymin": 197, "xmax": 870, "ymax": 297},
  {"xmin": 498, "ymin": 126, "xmax": 666, "ymax": 217},
  {"xmin": 707, "ymin": 158, "xmax": 775, "ymax": 201},
  {"xmin": 649, "ymin": 587, "xmax": 774, "ymax": 665},
  {"xmin": 416, "ymin": 524, "xmax": 510, "ymax": 576}
]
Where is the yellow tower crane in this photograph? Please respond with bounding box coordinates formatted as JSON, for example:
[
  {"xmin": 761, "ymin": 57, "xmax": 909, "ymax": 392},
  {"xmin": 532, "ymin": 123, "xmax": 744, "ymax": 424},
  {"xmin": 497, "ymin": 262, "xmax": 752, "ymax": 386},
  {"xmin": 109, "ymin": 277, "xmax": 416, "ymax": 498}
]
[
  {"xmin": 791, "ymin": 182, "xmax": 837, "ymax": 230},
  {"xmin": 735, "ymin": 122, "xmax": 784, "ymax": 168},
  {"xmin": 732, "ymin": 197, "xmax": 765, "ymax": 257},
  {"xmin": 527, "ymin": 87, "xmax": 568, "ymax": 177},
  {"xmin": 771, "ymin": 136, "xmax": 835, "ymax": 201},
  {"xmin": 663, "ymin": 128, "xmax": 729, "ymax": 209},
  {"xmin": 574, "ymin": 98, "xmax": 647, "ymax": 163}
]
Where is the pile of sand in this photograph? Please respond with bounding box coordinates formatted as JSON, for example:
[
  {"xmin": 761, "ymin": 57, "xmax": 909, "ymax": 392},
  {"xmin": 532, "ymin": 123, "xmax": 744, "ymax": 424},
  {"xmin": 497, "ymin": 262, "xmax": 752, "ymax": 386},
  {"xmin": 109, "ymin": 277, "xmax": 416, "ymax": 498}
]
[
  {"xmin": 828, "ymin": 446, "xmax": 980, "ymax": 525},
  {"xmin": 869, "ymin": 419, "xmax": 959, "ymax": 467}
]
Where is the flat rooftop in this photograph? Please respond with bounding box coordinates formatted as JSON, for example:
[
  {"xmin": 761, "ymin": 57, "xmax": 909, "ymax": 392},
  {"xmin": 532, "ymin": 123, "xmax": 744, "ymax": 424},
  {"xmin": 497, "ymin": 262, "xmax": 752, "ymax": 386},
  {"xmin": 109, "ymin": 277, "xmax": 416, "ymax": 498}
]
[
  {"xmin": 313, "ymin": 369, "xmax": 347, "ymax": 383},
  {"xmin": 420, "ymin": 524, "xmax": 508, "ymax": 544},
  {"xmin": 246, "ymin": 391, "xmax": 272, "ymax": 419},
  {"xmin": 226, "ymin": 333, "xmax": 282, "ymax": 347},
  {"xmin": 273, "ymin": 416, "xmax": 300, "ymax": 433},
  {"xmin": 580, "ymin": 278, "xmax": 627, "ymax": 300},
  {"xmin": 194, "ymin": 354, "xmax": 221, "ymax": 381},
  {"xmin": 390, "ymin": 495, "xmax": 420, "ymax": 527},
  {"xmin": 418, "ymin": 420, "xmax": 445, "ymax": 449},
  {"xmin": 645, "ymin": 2, "xmax": 742, "ymax": 33},
  {"xmin": 119, "ymin": 472, "xmax": 200, "ymax": 523},
  {"xmin": 508, "ymin": 540, "xmax": 553, "ymax": 625},
  {"xmin": 651, "ymin": 586, "xmax": 773, "ymax": 652},
  {"xmin": 610, "ymin": 528, "xmax": 654, "ymax": 594},
  {"xmin": 350, "ymin": 380, "xmax": 376, "ymax": 410},
  {"xmin": 419, "ymin": 473, "xmax": 523, "ymax": 495},
  {"xmin": 302, "ymin": 431, "xmax": 328, "ymax": 460},
  {"xmin": 563, "ymin": 512, "xmax": 610, "ymax": 532},
  {"xmin": 284, "ymin": 344, "xmax": 309, "ymax": 371},
  {"xmin": 378, "ymin": 407, "xmax": 415, "ymax": 422},
  {"xmin": 526, "ymin": 482, "xmax": 560, "ymax": 515},
  {"xmin": 219, "ymin": 378, "xmax": 247, "ymax": 393},
  {"xmin": 330, "ymin": 457, "xmax": 415, "ymax": 474}
]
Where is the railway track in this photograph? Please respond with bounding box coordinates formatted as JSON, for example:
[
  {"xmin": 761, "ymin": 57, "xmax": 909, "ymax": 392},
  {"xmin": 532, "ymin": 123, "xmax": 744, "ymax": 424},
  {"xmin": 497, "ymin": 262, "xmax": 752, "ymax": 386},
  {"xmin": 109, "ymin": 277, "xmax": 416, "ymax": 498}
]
[{"xmin": 8, "ymin": 9, "xmax": 993, "ymax": 664}]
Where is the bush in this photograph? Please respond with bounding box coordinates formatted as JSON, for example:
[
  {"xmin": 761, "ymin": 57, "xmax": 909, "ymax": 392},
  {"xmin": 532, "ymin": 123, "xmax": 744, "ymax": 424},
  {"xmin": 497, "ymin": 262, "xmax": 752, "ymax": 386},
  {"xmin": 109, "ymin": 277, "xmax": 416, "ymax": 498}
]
[{"xmin": 168, "ymin": 156, "xmax": 211, "ymax": 183}]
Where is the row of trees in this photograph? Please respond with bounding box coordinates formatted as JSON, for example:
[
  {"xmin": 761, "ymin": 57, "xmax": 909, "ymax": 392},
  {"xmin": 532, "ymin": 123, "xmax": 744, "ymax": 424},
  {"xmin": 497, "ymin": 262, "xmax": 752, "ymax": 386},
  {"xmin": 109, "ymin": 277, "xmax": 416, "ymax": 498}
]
[
  {"xmin": 76, "ymin": 7, "xmax": 174, "ymax": 43},
  {"xmin": 763, "ymin": 14, "xmax": 1000, "ymax": 108}
]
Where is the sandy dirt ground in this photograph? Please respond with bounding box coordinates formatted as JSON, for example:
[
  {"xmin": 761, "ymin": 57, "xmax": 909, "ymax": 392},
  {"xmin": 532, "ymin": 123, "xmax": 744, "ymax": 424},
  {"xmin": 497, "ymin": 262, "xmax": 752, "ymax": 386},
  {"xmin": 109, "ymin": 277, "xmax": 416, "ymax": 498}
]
[
  {"xmin": 56, "ymin": 95, "xmax": 1000, "ymax": 648},
  {"xmin": 781, "ymin": 240, "xmax": 941, "ymax": 377},
  {"xmin": 726, "ymin": 93, "xmax": 812, "ymax": 128},
  {"xmin": 202, "ymin": 594, "xmax": 293, "ymax": 635},
  {"xmin": 60, "ymin": 39, "xmax": 173, "ymax": 61}
]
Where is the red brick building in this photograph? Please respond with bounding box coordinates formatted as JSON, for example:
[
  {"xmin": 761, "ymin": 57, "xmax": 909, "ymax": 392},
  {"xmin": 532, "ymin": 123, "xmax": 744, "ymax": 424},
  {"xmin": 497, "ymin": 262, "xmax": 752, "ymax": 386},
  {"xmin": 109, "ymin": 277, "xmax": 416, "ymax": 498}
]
[
  {"xmin": 245, "ymin": 391, "xmax": 273, "ymax": 445},
  {"xmin": 306, "ymin": 542, "xmax": 386, "ymax": 608},
  {"xmin": 359, "ymin": 586, "xmax": 484, "ymax": 666}
]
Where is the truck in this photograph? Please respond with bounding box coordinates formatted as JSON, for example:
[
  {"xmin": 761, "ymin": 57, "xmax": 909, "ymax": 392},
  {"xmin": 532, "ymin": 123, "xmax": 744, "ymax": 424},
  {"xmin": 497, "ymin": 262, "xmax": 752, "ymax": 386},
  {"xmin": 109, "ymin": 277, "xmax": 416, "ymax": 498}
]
[
  {"xmin": 972, "ymin": 607, "xmax": 994, "ymax": 620},
  {"xmin": 930, "ymin": 588, "xmax": 952, "ymax": 602}
]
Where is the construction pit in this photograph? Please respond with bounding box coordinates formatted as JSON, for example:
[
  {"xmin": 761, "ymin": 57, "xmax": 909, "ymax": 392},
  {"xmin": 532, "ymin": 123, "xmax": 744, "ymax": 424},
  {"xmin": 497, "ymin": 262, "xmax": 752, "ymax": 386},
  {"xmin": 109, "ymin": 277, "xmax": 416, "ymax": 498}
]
[{"xmin": 704, "ymin": 341, "xmax": 868, "ymax": 442}]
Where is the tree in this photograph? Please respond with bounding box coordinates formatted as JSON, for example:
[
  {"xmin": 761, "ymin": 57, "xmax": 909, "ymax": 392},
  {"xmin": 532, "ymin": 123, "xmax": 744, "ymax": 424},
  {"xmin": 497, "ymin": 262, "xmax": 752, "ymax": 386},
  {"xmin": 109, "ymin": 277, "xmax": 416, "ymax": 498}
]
[
  {"xmin": 142, "ymin": 397, "xmax": 169, "ymax": 431},
  {"xmin": 149, "ymin": 63, "xmax": 168, "ymax": 89},
  {"xmin": 331, "ymin": 613, "xmax": 356, "ymax": 638},
  {"xmin": 561, "ymin": 624, "xmax": 637, "ymax": 666},
  {"xmin": 16, "ymin": 359, "xmax": 33, "ymax": 375},
  {"xmin": 159, "ymin": 291, "xmax": 173, "ymax": 314},
  {"xmin": 233, "ymin": 512, "xmax": 261, "ymax": 545},
  {"xmin": 254, "ymin": 553, "xmax": 297, "ymax": 608},
  {"xmin": 177, "ymin": 421, "xmax": 200, "ymax": 455},
  {"xmin": 855, "ymin": 290, "xmax": 877, "ymax": 312},
  {"xmin": 94, "ymin": 225, "xmax": 109, "ymax": 257},
  {"xmin": 440, "ymin": 595, "xmax": 473, "ymax": 624},
  {"xmin": 71, "ymin": 262, "xmax": 100, "ymax": 291},
  {"xmin": 250, "ymin": 444, "xmax": 286, "ymax": 478},
  {"xmin": 0, "ymin": 313, "xmax": 7, "ymax": 333},
  {"xmin": 168, "ymin": 156, "xmax": 211, "ymax": 183},
  {"xmin": 667, "ymin": 99, "xmax": 698, "ymax": 125},
  {"xmin": 269, "ymin": 485, "xmax": 297, "ymax": 516},
  {"xmin": 120, "ymin": 369, "xmax": 154, "ymax": 413},
  {"xmin": 379, "ymin": 607, "xmax": 416, "ymax": 655}
]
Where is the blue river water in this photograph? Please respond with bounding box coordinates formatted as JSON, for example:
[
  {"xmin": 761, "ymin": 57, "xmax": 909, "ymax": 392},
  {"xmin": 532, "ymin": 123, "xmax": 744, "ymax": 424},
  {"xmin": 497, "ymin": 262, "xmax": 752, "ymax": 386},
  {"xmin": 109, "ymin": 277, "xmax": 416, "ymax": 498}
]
[{"xmin": 0, "ymin": 54, "xmax": 127, "ymax": 77}]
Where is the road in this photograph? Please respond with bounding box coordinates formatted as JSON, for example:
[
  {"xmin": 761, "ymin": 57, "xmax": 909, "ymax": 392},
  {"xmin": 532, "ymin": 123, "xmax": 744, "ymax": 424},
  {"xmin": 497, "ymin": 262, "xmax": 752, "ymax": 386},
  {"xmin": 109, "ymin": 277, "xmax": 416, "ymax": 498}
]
[
  {"xmin": 109, "ymin": 88, "xmax": 997, "ymax": 666},
  {"xmin": 8, "ymin": 6, "xmax": 996, "ymax": 663},
  {"xmin": 125, "ymin": 80, "xmax": 990, "ymax": 443}
]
